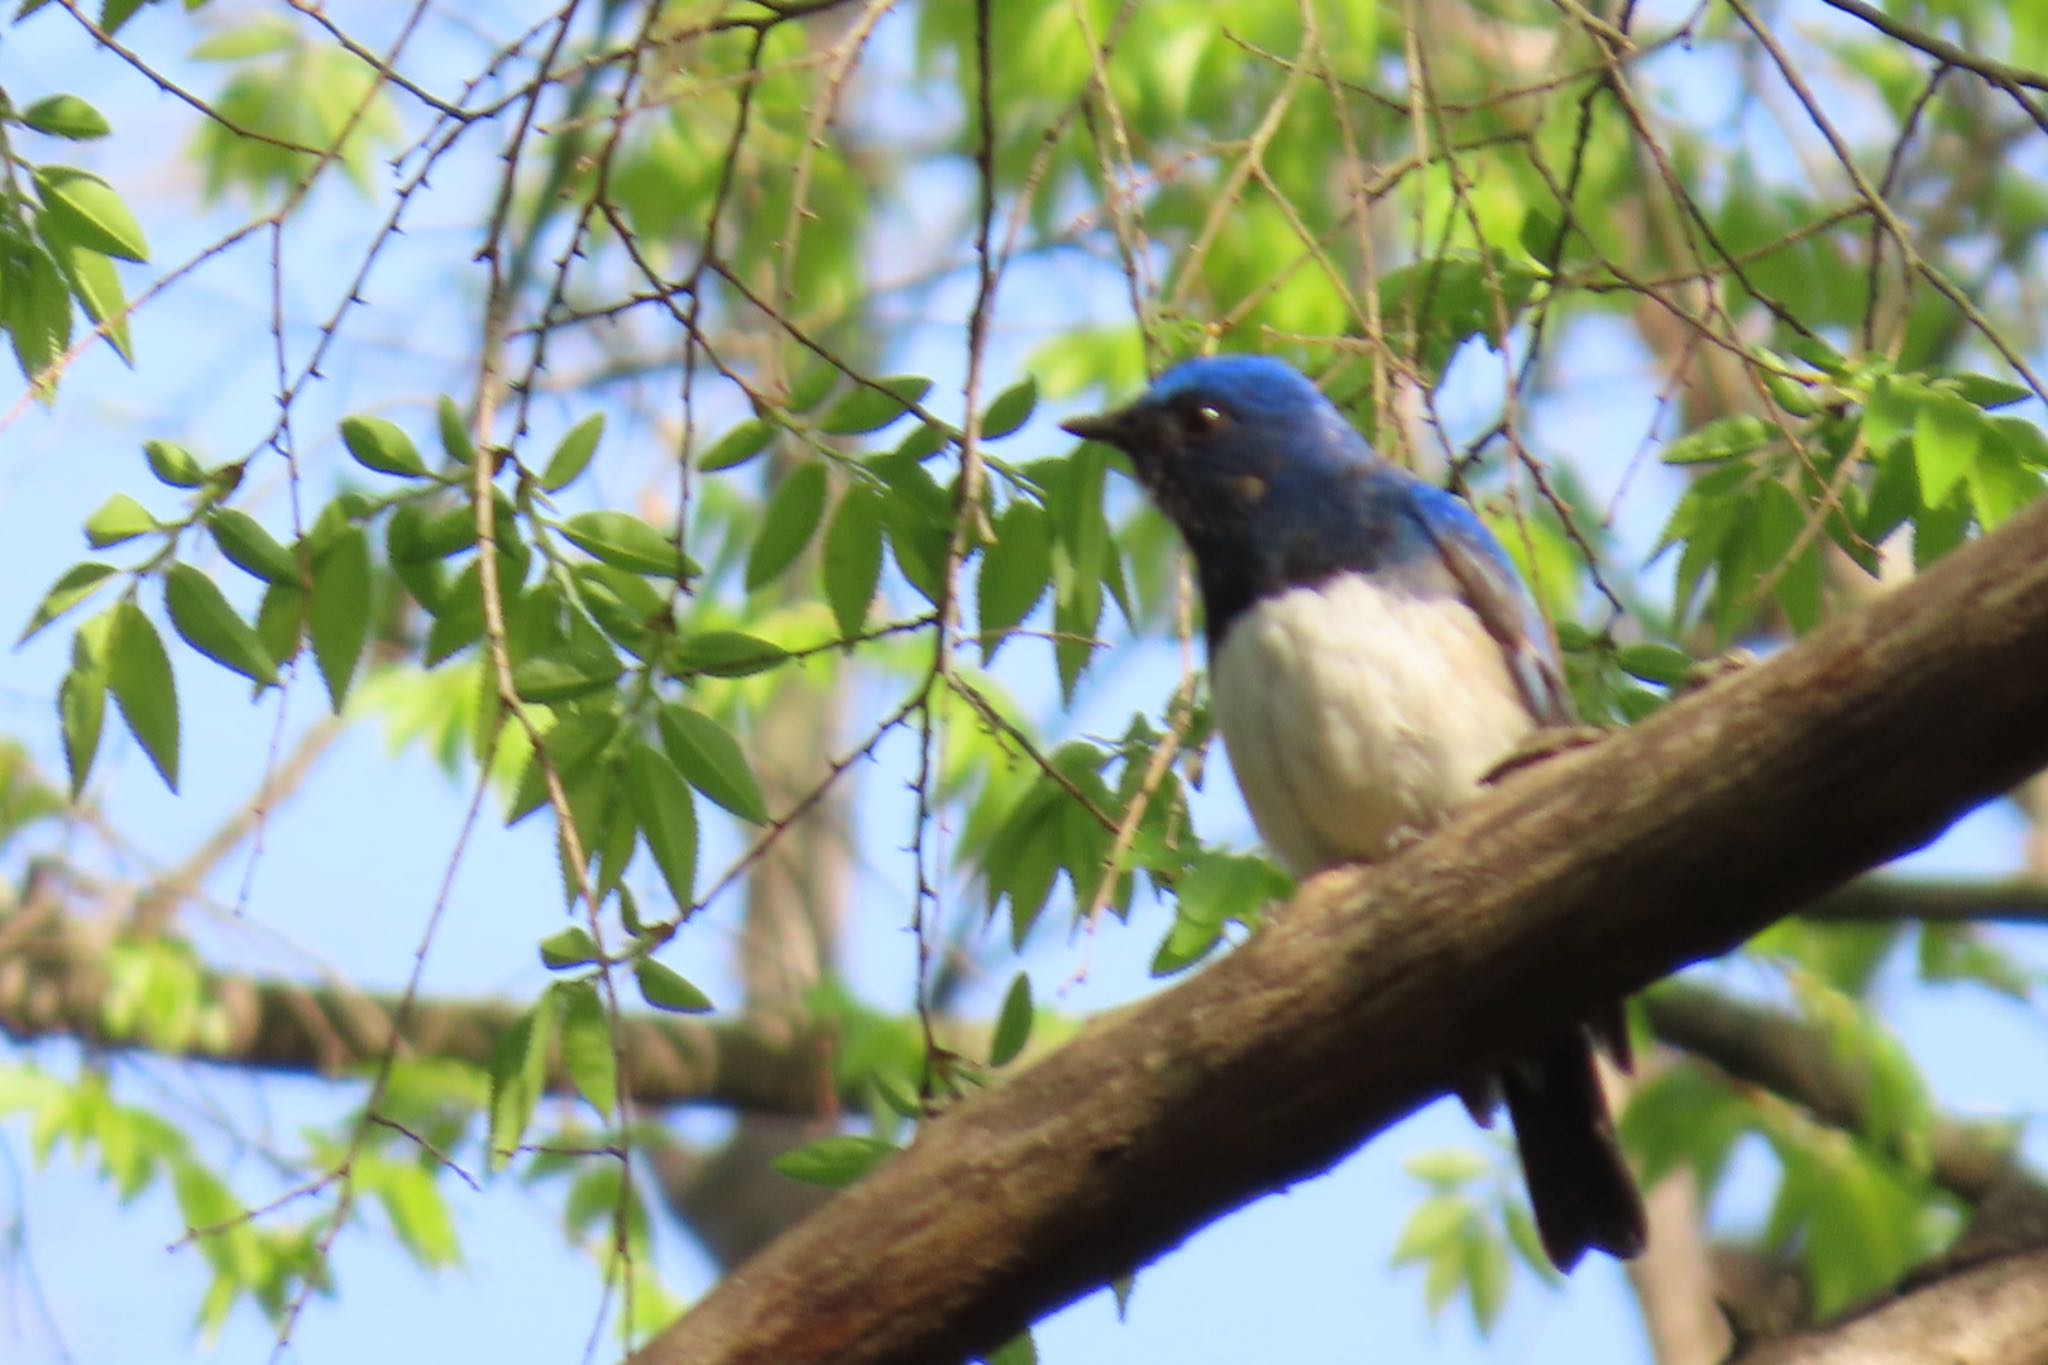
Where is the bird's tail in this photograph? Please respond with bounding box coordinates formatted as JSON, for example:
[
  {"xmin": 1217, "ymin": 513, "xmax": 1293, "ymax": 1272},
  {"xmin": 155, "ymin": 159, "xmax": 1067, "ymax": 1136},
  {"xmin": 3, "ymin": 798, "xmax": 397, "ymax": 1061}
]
[{"xmin": 1499, "ymin": 1026, "xmax": 1646, "ymax": 1271}]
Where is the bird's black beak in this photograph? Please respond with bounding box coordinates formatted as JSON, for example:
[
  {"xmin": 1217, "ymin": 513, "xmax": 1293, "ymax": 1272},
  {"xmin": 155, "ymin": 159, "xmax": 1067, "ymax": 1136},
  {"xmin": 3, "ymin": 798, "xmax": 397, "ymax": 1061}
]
[{"xmin": 1060, "ymin": 405, "xmax": 1136, "ymax": 449}]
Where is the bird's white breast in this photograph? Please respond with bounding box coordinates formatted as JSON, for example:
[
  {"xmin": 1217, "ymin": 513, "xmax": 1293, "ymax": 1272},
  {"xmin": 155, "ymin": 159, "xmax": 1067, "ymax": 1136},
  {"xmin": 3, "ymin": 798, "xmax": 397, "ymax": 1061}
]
[{"xmin": 1209, "ymin": 575, "xmax": 1537, "ymax": 876}]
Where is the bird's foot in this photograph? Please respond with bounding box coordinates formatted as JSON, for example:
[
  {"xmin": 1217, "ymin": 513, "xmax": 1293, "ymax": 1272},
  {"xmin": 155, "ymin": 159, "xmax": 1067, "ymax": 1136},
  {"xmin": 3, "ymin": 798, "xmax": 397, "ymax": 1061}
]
[{"xmin": 1483, "ymin": 725, "xmax": 1610, "ymax": 785}]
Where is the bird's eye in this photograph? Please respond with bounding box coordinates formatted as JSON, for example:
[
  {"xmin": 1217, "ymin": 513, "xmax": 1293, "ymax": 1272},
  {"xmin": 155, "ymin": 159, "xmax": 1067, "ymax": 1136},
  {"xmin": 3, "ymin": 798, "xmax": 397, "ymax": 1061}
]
[{"xmin": 1185, "ymin": 402, "xmax": 1227, "ymax": 434}]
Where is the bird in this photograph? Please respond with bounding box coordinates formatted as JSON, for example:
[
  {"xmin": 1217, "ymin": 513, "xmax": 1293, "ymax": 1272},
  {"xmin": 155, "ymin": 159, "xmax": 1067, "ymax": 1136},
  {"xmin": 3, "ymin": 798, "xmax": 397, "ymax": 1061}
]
[{"xmin": 1061, "ymin": 354, "xmax": 1646, "ymax": 1271}]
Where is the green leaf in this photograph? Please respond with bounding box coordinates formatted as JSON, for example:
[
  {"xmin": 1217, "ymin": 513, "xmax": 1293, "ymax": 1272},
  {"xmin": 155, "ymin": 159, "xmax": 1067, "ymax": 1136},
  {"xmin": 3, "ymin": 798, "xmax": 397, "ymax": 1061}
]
[
  {"xmin": 1913, "ymin": 389, "xmax": 1984, "ymax": 510},
  {"xmin": 977, "ymin": 500, "xmax": 1050, "ymax": 659},
  {"xmin": 1861, "ymin": 373, "xmax": 1925, "ymax": 458},
  {"xmin": 106, "ymin": 601, "xmax": 179, "ymax": 791},
  {"xmin": 819, "ymin": 376, "xmax": 933, "ymax": 436},
  {"xmin": 559, "ymin": 511, "xmax": 683, "ymax": 577},
  {"xmin": 671, "ymin": 630, "xmax": 787, "ymax": 678},
  {"xmin": 142, "ymin": 440, "xmax": 202, "ymax": 487},
  {"xmin": 58, "ymin": 628, "xmax": 107, "ymax": 799},
  {"xmin": 369, "ymin": 1162, "xmax": 458, "ymax": 1269},
  {"xmin": 988, "ymin": 971, "xmax": 1033, "ymax": 1067},
  {"xmin": 746, "ymin": 461, "xmax": 830, "ymax": 590},
  {"xmin": 983, "ymin": 1331, "xmax": 1038, "ymax": 1365},
  {"xmin": 1615, "ymin": 642, "xmax": 1693, "ymax": 687},
  {"xmin": 0, "ymin": 229, "xmax": 70, "ymax": 387},
  {"xmin": 634, "ymin": 959, "xmax": 713, "ymax": 1014},
  {"xmin": 821, "ymin": 483, "xmax": 884, "ymax": 636},
  {"xmin": 436, "ymin": 395, "xmax": 476, "ymax": 466},
  {"xmin": 624, "ymin": 742, "xmax": 698, "ymax": 907},
  {"xmin": 538, "ymin": 926, "xmax": 601, "ymax": 970},
  {"xmin": 339, "ymin": 415, "xmax": 428, "ymax": 478},
  {"xmin": 20, "ymin": 95, "xmax": 110, "ymax": 140},
  {"xmin": 1661, "ymin": 413, "xmax": 1771, "ymax": 466},
  {"xmin": 19, "ymin": 561, "xmax": 117, "ymax": 644},
  {"xmin": 1392, "ymin": 1194, "xmax": 1473, "ymax": 1265},
  {"xmin": 510, "ymin": 636, "xmax": 622, "ymax": 705},
  {"xmin": 309, "ymin": 526, "xmax": 372, "ymax": 710},
  {"xmin": 164, "ymin": 564, "xmax": 276, "ymax": 686},
  {"xmin": 981, "ymin": 375, "xmax": 1038, "ymax": 439},
  {"xmin": 486, "ymin": 991, "xmax": 557, "ymax": 1167},
  {"xmin": 208, "ymin": 508, "xmax": 298, "ymax": 584},
  {"xmin": 555, "ymin": 980, "xmax": 616, "ymax": 1116},
  {"xmin": 40, "ymin": 221, "xmax": 131, "ymax": 363},
  {"xmin": 83, "ymin": 493, "xmax": 156, "ymax": 548},
  {"xmin": 541, "ymin": 413, "xmax": 605, "ymax": 492},
  {"xmin": 770, "ymin": 1135, "xmax": 897, "ymax": 1189},
  {"xmin": 1466, "ymin": 1225, "xmax": 1510, "ymax": 1335},
  {"xmin": 697, "ymin": 418, "xmax": 776, "ymax": 472},
  {"xmin": 1403, "ymin": 1148, "xmax": 1493, "ymax": 1188},
  {"xmin": 33, "ymin": 166, "xmax": 148, "ymax": 262},
  {"xmin": 656, "ymin": 704, "xmax": 768, "ymax": 824},
  {"xmin": 1943, "ymin": 373, "xmax": 2032, "ymax": 409},
  {"xmin": 255, "ymin": 581, "xmax": 305, "ymax": 667}
]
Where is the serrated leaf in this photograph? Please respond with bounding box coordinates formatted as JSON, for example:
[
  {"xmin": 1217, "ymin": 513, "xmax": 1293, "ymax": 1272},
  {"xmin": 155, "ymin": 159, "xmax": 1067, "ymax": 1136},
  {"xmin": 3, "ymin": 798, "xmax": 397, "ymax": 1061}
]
[
  {"xmin": 1661, "ymin": 414, "xmax": 1772, "ymax": 466},
  {"xmin": 84, "ymin": 493, "xmax": 155, "ymax": 548},
  {"xmin": 20, "ymin": 95, "xmax": 110, "ymax": 140},
  {"xmin": 977, "ymin": 500, "xmax": 1050, "ymax": 659},
  {"xmin": 58, "ymin": 631, "xmax": 106, "ymax": 799},
  {"xmin": 656, "ymin": 704, "xmax": 767, "ymax": 824},
  {"xmin": 106, "ymin": 601, "xmax": 178, "ymax": 790},
  {"xmin": 541, "ymin": 413, "xmax": 604, "ymax": 491},
  {"xmin": 309, "ymin": 526, "xmax": 371, "ymax": 710},
  {"xmin": 39, "ymin": 218, "xmax": 130, "ymax": 363},
  {"xmin": 819, "ymin": 376, "xmax": 932, "ymax": 435},
  {"xmin": 340, "ymin": 415, "xmax": 428, "ymax": 478},
  {"xmin": 671, "ymin": 630, "xmax": 787, "ymax": 678},
  {"xmin": 988, "ymin": 971, "xmax": 1033, "ymax": 1067},
  {"xmin": 539, "ymin": 926, "xmax": 601, "ymax": 970},
  {"xmin": 697, "ymin": 418, "xmax": 775, "ymax": 472},
  {"xmin": 821, "ymin": 483, "xmax": 883, "ymax": 635},
  {"xmin": 1913, "ymin": 389, "xmax": 1983, "ymax": 510},
  {"xmin": 0, "ymin": 229, "xmax": 69, "ymax": 388},
  {"xmin": 556, "ymin": 980, "xmax": 616, "ymax": 1116},
  {"xmin": 255, "ymin": 581, "xmax": 305, "ymax": 666},
  {"xmin": 486, "ymin": 992, "xmax": 557, "ymax": 1167},
  {"xmin": 624, "ymin": 743, "xmax": 697, "ymax": 907},
  {"xmin": 981, "ymin": 376, "xmax": 1038, "ymax": 439},
  {"xmin": 208, "ymin": 508, "xmax": 298, "ymax": 584},
  {"xmin": 33, "ymin": 166, "xmax": 147, "ymax": 262},
  {"xmin": 746, "ymin": 461, "xmax": 829, "ymax": 590},
  {"xmin": 20, "ymin": 561, "xmax": 117, "ymax": 644},
  {"xmin": 559, "ymin": 511, "xmax": 683, "ymax": 577},
  {"xmin": 634, "ymin": 959, "xmax": 713, "ymax": 1013},
  {"xmin": 770, "ymin": 1135, "xmax": 897, "ymax": 1189},
  {"xmin": 141, "ymin": 440, "xmax": 202, "ymax": 487},
  {"xmin": 164, "ymin": 564, "xmax": 276, "ymax": 686}
]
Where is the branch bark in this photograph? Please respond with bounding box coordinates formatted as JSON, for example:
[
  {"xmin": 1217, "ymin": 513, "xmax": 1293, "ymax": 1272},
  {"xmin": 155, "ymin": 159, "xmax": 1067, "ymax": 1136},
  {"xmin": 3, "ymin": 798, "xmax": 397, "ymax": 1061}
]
[
  {"xmin": 1727, "ymin": 1246, "xmax": 2048, "ymax": 1365},
  {"xmin": 630, "ymin": 494, "xmax": 2048, "ymax": 1365},
  {"xmin": 0, "ymin": 917, "xmax": 825, "ymax": 1113}
]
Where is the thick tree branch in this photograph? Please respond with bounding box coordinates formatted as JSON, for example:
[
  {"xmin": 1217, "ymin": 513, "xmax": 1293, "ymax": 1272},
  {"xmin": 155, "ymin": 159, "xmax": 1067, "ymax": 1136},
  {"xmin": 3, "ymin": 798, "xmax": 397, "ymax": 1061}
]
[
  {"xmin": 0, "ymin": 919, "xmax": 824, "ymax": 1113},
  {"xmin": 1643, "ymin": 983, "xmax": 2017, "ymax": 1203},
  {"xmin": 1728, "ymin": 1246, "xmax": 2048, "ymax": 1365},
  {"xmin": 631, "ymin": 496, "xmax": 2048, "ymax": 1365}
]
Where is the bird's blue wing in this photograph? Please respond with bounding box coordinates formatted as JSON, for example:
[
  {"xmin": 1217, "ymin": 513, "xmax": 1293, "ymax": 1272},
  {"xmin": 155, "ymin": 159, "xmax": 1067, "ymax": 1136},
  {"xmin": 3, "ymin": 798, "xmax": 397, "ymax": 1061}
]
[{"xmin": 1402, "ymin": 484, "xmax": 1574, "ymax": 727}]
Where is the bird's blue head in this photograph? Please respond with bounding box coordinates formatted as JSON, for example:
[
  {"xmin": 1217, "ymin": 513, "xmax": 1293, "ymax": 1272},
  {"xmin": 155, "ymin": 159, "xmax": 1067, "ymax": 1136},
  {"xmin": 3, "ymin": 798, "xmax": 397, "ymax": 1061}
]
[{"xmin": 1060, "ymin": 356, "xmax": 1375, "ymax": 538}]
